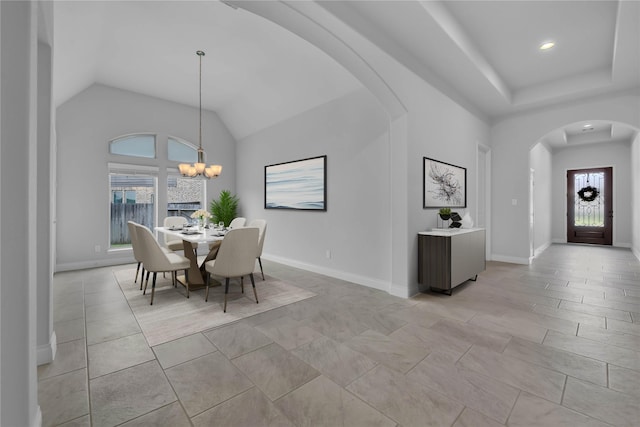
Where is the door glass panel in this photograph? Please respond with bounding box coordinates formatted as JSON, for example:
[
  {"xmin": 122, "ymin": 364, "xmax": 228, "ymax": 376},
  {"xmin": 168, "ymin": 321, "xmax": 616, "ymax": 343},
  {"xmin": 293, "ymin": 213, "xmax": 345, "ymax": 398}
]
[{"xmin": 574, "ymin": 172, "xmax": 605, "ymax": 227}]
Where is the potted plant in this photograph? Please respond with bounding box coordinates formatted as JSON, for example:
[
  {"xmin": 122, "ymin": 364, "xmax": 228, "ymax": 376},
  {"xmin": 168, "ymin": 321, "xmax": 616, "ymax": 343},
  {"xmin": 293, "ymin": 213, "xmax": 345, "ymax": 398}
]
[
  {"xmin": 438, "ymin": 207, "xmax": 451, "ymax": 220},
  {"xmin": 209, "ymin": 190, "xmax": 239, "ymax": 227}
]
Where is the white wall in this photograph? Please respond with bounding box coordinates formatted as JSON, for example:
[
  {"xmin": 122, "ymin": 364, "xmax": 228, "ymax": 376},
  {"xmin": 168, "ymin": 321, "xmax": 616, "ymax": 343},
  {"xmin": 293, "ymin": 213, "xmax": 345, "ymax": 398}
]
[
  {"xmin": 551, "ymin": 140, "xmax": 632, "ymax": 247},
  {"xmin": 491, "ymin": 94, "xmax": 640, "ymax": 263},
  {"xmin": 530, "ymin": 142, "xmax": 552, "ymax": 257},
  {"xmin": 55, "ymin": 84, "xmax": 236, "ymax": 270},
  {"xmin": 237, "ymin": 89, "xmax": 393, "ymax": 290},
  {"xmin": 632, "ymin": 133, "xmax": 640, "ymax": 259}
]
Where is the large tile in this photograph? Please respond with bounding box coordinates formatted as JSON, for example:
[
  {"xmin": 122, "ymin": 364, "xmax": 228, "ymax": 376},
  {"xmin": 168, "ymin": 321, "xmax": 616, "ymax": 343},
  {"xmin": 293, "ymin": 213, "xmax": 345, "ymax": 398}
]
[
  {"xmin": 558, "ymin": 300, "xmax": 632, "ymax": 322},
  {"xmin": 276, "ymin": 376, "xmax": 395, "ymax": 427},
  {"xmin": 408, "ymin": 351, "xmax": 518, "ymax": 423},
  {"xmin": 85, "ymin": 299, "xmax": 133, "ymax": 323},
  {"xmin": 428, "ymin": 319, "xmax": 512, "ymax": 352},
  {"xmin": 203, "ymin": 321, "xmax": 272, "ymax": 358},
  {"xmin": 38, "ymin": 369, "xmax": 89, "ymax": 427},
  {"xmin": 345, "ymin": 329, "xmax": 428, "ymax": 374},
  {"xmin": 57, "ymin": 415, "xmax": 90, "ymax": 427},
  {"xmin": 153, "ymin": 333, "xmax": 217, "ymax": 368},
  {"xmin": 38, "ymin": 339, "xmax": 86, "ymax": 380},
  {"xmin": 508, "ymin": 392, "xmax": 611, "ymax": 427},
  {"xmin": 86, "ymin": 312, "xmax": 141, "ymax": 345},
  {"xmin": 255, "ymin": 315, "xmax": 324, "ymax": 350},
  {"xmin": 119, "ymin": 402, "xmax": 191, "ymax": 427},
  {"xmin": 347, "ymin": 364, "xmax": 464, "ymax": 427},
  {"xmin": 232, "ymin": 343, "xmax": 319, "ymax": 400},
  {"xmin": 90, "ymin": 360, "xmax": 176, "ymax": 427},
  {"xmin": 54, "ymin": 318, "xmax": 86, "ymax": 344},
  {"xmin": 165, "ymin": 352, "xmax": 253, "ymax": 416},
  {"xmin": 577, "ymin": 323, "xmax": 640, "ymax": 351},
  {"xmin": 389, "ymin": 323, "xmax": 472, "ymax": 361},
  {"xmin": 88, "ymin": 333, "xmax": 155, "ymax": 378},
  {"xmin": 292, "ymin": 335, "xmax": 377, "ymax": 387},
  {"xmin": 453, "ymin": 408, "xmax": 505, "ymax": 427},
  {"xmin": 563, "ymin": 377, "xmax": 640, "ymax": 426},
  {"xmin": 532, "ymin": 303, "xmax": 606, "ymax": 327},
  {"xmin": 608, "ymin": 364, "xmax": 640, "ymax": 398},
  {"xmin": 503, "ymin": 336, "xmax": 607, "ymax": 386},
  {"xmin": 458, "ymin": 345, "xmax": 566, "ymax": 403},
  {"xmin": 468, "ymin": 313, "xmax": 548, "ymax": 343},
  {"xmin": 300, "ymin": 310, "xmax": 370, "ymax": 342},
  {"xmin": 193, "ymin": 387, "xmax": 294, "ymax": 427},
  {"xmin": 543, "ymin": 330, "xmax": 640, "ymax": 371}
]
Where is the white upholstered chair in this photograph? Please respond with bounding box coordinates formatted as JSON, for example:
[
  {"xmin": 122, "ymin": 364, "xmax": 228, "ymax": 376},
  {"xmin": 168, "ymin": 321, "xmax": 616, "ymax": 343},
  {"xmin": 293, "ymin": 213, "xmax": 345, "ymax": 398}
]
[
  {"xmin": 247, "ymin": 219, "xmax": 267, "ymax": 280},
  {"xmin": 135, "ymin": 224, "xmax": 191, "ymax": 305},
  {"xmin": 127, "ymin": 221, "xmax": 145, "ymax": 289},
  {"xmin": 163, "ymin": 216, "xmax": 188, "ymax": 251},
  {"xmin": 228, "ymin": 217, "xmax": 246, "ymax": 229},
  {"xmin": 204, "ymin": 227, "xmax": 259, "ymax": 312}
]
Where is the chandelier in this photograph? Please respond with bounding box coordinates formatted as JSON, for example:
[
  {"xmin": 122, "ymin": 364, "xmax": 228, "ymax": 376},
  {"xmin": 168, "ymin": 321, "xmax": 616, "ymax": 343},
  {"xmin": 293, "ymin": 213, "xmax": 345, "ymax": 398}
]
[{"xmin": 178, "ymin": 50, "xmax": 222, "ymax": 179}]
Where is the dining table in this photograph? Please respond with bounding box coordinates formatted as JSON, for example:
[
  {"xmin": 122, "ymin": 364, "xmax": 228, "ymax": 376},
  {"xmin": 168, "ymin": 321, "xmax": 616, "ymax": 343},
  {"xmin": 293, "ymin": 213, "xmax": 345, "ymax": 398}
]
[{"xmin": 155, "ymin": 225, "xmax": 226, "ymax": 290}]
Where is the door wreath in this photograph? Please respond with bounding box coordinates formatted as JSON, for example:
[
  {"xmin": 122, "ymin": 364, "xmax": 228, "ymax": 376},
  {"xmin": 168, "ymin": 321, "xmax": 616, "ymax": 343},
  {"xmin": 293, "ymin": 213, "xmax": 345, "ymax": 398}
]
[{"xmin": 577, "ymin": 185, "xmax": 599, "ymax": 202}]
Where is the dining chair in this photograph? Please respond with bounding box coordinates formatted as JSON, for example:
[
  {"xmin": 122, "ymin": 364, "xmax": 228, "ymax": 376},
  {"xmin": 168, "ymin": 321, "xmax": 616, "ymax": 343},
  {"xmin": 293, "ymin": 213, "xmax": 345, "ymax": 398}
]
[
  {"xmin": 204, "ymin": 227, "xmax": 259, "ymax": 312},
  {"xmin": 163, "ymin": 216, "xmax": 188, "ymax": 251},
  {"xmin": 228, "ymin": 217, "xmax": 246, "ymax": 229},
  {"xmin": 127, "ymin": 221, "xmax": 145, "ymax": 289},
  {"xmin": 247, "ymin": 219, "xmax": 267, "ymax": 280},
  {"xmin": 208, "ymin": 216, "xmax": 246, "ymax": 252},
  {"xmin": 135, "ymin": 224, "xmax": 191, "ymax": 305}
]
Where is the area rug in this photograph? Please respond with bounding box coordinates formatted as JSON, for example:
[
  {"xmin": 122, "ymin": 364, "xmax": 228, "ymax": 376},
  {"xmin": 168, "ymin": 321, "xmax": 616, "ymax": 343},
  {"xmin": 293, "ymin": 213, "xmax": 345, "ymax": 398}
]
[{"xmin": 114, "ymin": 268, "xmax": 316, "ymax": 347}]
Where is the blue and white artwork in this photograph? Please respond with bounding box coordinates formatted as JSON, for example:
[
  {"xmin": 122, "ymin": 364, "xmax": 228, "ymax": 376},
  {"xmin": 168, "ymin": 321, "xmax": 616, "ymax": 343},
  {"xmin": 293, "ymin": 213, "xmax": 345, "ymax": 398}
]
[{"xmin": 265, "ymin": 156, "xmax": 326, "ymax": 210}]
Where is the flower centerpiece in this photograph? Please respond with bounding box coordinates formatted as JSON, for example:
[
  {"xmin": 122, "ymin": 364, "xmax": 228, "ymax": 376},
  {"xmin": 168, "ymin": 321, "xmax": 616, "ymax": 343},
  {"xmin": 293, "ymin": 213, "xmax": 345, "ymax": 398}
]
[{"xmin": 191, "ymin": 209, "xmax": 211, "ymax": 229}]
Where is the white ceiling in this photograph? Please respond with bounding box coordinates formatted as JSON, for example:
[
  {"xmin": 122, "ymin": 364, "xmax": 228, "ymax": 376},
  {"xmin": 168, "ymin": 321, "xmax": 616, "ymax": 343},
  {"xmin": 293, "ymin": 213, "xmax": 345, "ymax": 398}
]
[{"xmin": 54, "ymin": 0, "xmax": 640, "ymax": 145}]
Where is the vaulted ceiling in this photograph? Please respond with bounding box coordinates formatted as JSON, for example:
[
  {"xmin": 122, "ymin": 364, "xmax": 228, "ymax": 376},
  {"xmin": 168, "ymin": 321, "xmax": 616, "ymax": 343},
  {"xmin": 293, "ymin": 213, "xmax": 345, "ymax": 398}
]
[{"xmin": 54, "ymin": 0, "xmax": 640, "ymax": 144}]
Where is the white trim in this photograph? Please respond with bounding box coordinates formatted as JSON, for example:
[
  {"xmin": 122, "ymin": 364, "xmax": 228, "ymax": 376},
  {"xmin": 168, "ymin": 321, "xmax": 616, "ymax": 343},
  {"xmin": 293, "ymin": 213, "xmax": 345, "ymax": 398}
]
[
  {"xmin": 56, "ymin": 256, "xmax": 134, "ymax": 272},
  {"xmin": 32, "ymin": 406, "xmax": 42, "ymax": 427},
  {"xmin": 262, "ymin": 254, "xmax": 393, "ymax": 294},
  {"xmin": 632, "ymin": 246, "xmax": 640, "ymax": 262},
  {"xmin": 533, "ymin": 242, "xmax": 552, "ymax": 258},
  {"xmin": 491, "ymin": 254, "xmax": 530, "ymax": 265},
  {"xmin": 108, "ymin": 162, "xmax": 159, "ymax": 174},
  {"xmin": 36, "ymin": 331, "xmax": 56, "ymax": 366}
]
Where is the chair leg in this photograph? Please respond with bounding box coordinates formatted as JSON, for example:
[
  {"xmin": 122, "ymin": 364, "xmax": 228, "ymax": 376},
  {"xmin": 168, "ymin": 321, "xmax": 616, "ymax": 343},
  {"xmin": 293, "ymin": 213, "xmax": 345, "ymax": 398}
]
[
  {"xmin": 223, "ymin": 277, "xmax": 230, "ymax": 313},
  {"xmin": 258, "ymin": 257, "xmax": 264, "ymax": 280},
  {"xmin": 143, "ymin": 270, "xmax": 150, "ymax": 294},
  {"xmin": 140, "ymin": 267, "xmax": 146, "ymax": 290},
  {"xmin": 150, "ymin": 272, "xmax": 157, "ymax": 305},
  {"xmin": 205, "ymin": 272, "xmax": 210, "ymax": 302},
  {"xmin": 134, "ymin": 262, "xmax": 141, "ymax": 283},
  {"xmin": 250, "ymin": 273, "xmax": 258, "ymax": 304},
  {"xmin": 240, "ymin": 276, "xmax": 244, "ymax": 294}
]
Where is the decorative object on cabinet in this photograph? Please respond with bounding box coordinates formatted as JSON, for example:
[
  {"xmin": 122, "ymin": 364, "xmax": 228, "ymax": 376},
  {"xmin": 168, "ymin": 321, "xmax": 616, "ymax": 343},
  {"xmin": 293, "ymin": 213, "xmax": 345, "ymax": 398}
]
[
  {"xmin": 423, "ymin": 157, "xmax": 466, "ymax": 209},
  {"xmin": 265, "ymin": 155, "xmax": 327, "ymax": 211}
]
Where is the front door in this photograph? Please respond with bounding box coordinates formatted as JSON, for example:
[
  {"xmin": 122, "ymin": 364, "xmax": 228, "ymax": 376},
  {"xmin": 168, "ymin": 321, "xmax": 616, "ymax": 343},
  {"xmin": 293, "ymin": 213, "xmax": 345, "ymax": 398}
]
[{"xmin": 567, "ymin": 167, "xmax": 613, "ymax": 245}]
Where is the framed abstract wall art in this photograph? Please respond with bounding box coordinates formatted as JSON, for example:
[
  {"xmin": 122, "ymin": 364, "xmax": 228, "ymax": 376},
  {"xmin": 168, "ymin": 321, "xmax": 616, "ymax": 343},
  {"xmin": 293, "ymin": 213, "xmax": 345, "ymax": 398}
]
[
  {"xmin": 265, "ymin": 155, "xmax": 327, "ymax": 211},
  {"xmin": 423, "ymin": 157, "xmax": 466, "ymax": 208}
]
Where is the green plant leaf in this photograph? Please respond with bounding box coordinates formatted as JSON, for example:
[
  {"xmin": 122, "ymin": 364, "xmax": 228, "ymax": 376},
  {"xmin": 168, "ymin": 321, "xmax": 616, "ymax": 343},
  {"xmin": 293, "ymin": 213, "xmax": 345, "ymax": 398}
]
[{"xmin": 209, "ymin": 190, "xmax": 239, "ymax": 227}]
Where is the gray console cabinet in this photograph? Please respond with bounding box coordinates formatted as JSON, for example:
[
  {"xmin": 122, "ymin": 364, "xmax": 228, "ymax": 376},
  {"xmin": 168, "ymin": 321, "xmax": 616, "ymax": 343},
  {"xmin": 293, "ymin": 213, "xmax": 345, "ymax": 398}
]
[{"xmin": 418, "ymin": 228, "xmax": 486, "ymax": 294}]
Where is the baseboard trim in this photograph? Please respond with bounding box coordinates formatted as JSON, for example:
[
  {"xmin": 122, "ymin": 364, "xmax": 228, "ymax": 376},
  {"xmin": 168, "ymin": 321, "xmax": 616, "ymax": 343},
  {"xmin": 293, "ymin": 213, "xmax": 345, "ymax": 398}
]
[
  {"xmin": 262, "ymin": 254, "xmax": 393, "ymax": 294},
  {"xmin": 56, "ymin": 256, "xmax": 133, "ymax": 272},
  {"xmin": 491, "ymin": 254, "xmax": 530, "ymax": 265},
  {"xmin": 632, "ymin": 246, "xmax": 640, "ymax": 261},
  {"xmin": 33, "ymin": 406, "xmax": 42, "ymax": 427},
  {"xmin": 37, "ymin": 331, "xmax": 57, "ymax": 366}
]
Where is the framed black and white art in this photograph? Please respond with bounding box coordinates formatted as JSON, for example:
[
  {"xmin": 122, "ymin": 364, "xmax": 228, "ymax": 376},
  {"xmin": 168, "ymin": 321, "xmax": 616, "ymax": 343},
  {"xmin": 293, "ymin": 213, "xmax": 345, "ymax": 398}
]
[{"xmin": 423, "ymin": 157, "xmax": 466, "ymax": 209}]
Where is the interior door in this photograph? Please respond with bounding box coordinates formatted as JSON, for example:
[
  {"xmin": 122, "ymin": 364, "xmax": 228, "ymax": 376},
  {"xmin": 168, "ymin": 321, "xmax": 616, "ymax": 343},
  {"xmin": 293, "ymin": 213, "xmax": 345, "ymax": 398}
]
[{"xmin": 567, "ymin": 167, "xmax": 612, "ymax": 245}]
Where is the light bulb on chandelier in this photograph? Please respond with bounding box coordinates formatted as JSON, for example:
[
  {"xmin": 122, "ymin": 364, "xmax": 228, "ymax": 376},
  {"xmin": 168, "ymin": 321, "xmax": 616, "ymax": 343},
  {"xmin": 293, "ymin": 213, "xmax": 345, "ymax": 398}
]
[{"xmin": 178, "ymin": 50, "xmax": 222, "ymax": 179}]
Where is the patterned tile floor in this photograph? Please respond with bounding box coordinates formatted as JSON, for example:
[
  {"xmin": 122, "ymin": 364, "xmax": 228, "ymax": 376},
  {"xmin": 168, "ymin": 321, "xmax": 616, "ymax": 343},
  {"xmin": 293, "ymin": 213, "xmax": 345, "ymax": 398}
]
[{"xmin": 39, "ymin": 244, "xmax": 640, "ymax": 426}]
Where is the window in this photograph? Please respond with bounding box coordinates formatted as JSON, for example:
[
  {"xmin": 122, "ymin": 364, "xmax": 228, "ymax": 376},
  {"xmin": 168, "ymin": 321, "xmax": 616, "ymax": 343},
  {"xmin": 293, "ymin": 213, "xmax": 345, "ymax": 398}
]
[
  {"xmin": 110, "ymin": 134, "xmax": 156, "ymax": 159},
  {"xmin": 168, "ymin": 137, "xmax": 197, "ymax": 163},
  {"xmin": 167, "ymin": 174, "xmax": 206, "ymax": 220},
  {"xmin": 109, "ymin": 167, "xmax": 157, "ymax": 248}
]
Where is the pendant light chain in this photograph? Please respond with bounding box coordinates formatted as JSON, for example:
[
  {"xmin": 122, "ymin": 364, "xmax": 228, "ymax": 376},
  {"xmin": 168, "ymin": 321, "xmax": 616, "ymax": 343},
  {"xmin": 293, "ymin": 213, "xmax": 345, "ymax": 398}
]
[{"xmin": 178, "ymin": 50, "xmax": 222, "ymax": 179}]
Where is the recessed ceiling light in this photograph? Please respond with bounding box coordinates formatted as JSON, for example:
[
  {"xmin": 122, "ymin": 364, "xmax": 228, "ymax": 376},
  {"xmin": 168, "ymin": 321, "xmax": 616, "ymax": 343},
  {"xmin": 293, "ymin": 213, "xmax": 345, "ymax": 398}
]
[{"xmin": 539, "ymin": 41, "xmax": 555, "ymax": 51}]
